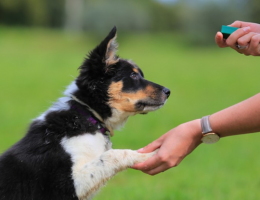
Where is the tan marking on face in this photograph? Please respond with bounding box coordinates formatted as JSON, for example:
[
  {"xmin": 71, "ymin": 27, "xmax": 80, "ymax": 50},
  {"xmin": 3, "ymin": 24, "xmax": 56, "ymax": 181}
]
[
  {"xmin": 133, "ymin": 68, "xmax": 139, "ymax": 73},
  {"xmin": 108, "ymin": 81, "xmax": 157, "ymax": 112},
  {"xmin": 144, "ymin": 85, "xmax": 157, "ymax": 99}
]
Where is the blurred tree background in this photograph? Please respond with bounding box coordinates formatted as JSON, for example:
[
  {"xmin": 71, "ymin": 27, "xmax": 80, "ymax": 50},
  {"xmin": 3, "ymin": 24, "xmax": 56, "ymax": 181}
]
[{"xmin": 0, "ymin": 0, "xmax": 259, "ymax": 45}]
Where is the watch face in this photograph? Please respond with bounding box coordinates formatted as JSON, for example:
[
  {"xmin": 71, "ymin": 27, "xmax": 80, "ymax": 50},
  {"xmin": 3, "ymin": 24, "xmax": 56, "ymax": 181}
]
[{"xmin": 201, "ymin": 133, "xmax": 220, "ymax": 144}]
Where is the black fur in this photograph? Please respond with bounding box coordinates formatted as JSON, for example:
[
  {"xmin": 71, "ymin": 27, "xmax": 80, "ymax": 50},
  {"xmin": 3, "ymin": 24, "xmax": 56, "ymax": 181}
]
[
  {"xmin": 0, "ymin": 27, "xmax": 170, "ymax": 200},
  {"xmin": 0, "ymin": 100, "xmax": 107, "ymax": 200},
  {"xmin": 0, "ymin": 28, "xmax": 119, "ymax": 200},
  {"xmin": 75, "ymin": 27, "xmax": 118, "ymax": 120}
]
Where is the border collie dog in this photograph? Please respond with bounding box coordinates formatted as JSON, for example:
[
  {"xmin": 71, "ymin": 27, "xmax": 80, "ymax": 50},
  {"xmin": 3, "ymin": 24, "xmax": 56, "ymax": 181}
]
[{"xmin": 0, "ymin": 27, "xmax": 170, "ymax": 200}]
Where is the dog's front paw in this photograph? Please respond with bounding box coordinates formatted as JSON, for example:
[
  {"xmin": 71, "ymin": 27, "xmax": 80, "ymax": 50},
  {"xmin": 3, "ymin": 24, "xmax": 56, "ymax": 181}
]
[{"xmin": 132, "ymin": 150, "xmax": 158, "ymax": 165}]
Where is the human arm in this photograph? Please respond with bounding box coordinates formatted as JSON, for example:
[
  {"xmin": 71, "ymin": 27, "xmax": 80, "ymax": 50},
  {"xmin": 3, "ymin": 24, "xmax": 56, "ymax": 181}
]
[
  {"xmin": 132, "ymin": 93, "xmax": 260, "ymax": 175},
  {"xmin": 210, "ymin": 93, "xmax": 260, "ymax": 136},
  {"xmin": 215, "ymin": 21, "xmax": 260, "ymax": 56}
]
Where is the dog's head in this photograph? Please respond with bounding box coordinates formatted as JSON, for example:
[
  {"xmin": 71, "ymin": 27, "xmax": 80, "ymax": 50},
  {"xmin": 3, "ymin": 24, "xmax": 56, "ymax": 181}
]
[{"xmin": 72, "ymin": 27, "xmax": 170, "ymax": 130}]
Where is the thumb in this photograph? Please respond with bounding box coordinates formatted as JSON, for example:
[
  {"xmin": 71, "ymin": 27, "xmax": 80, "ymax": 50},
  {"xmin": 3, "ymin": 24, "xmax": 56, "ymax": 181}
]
[
  {"xmin": 137, "ymin": 139, "xmax": 162, "ymax": 153},
  {"xmin": 215, "ymin": 31, "xmax": 227, "ymax": 48}
]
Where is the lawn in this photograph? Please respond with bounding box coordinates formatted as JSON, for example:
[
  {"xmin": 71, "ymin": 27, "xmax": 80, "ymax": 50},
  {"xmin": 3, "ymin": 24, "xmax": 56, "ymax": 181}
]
[{"xmin": 1, "ymin": 26, "xmax": 260, "ymax": 200}]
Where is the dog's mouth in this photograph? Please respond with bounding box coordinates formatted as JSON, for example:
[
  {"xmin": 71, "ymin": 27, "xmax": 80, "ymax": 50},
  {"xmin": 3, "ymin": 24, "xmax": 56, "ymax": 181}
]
[
  {"xmin": 134, "ymin": 88, "xmax": 170, "ymax": 114},
  {"xmin": 135, "ymin": 100, "xmax": 166, "ymax": 114}
]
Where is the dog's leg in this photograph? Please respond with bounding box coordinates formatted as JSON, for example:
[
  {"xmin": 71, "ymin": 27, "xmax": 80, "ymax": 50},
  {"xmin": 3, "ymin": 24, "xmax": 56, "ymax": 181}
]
[{"xmin": 74, "ymin": 149, "xmax": 156, "ymax": 200}]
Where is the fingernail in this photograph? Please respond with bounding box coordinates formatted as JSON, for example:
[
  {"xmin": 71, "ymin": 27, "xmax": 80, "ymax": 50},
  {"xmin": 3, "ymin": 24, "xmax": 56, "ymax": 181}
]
[
  {"xmin": 137, "ymin": 148, "xmax": 144, "ymax": 152},
  {"xmin": 243, "ymin": 27, "xmax": 250, "ymax": 32}
]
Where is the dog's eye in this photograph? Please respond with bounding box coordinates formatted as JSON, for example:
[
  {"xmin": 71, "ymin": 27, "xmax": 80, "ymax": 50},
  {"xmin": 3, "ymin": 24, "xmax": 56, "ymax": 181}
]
[{"xmin": 130, "ymin": 72, "xmax": 138, "ymax": 80}]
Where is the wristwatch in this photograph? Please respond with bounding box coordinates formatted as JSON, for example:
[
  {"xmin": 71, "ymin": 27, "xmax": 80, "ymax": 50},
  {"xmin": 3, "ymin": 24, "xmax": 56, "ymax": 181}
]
[{"xmin": 201, "ymin": 115, "xmax": 220, "ymax": 144}]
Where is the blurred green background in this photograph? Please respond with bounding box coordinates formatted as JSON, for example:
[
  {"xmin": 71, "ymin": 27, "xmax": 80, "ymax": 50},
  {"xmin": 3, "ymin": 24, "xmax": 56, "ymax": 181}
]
[{"xmin": 1, "ymin": 0, "xmax": 260, "ymax": 200}]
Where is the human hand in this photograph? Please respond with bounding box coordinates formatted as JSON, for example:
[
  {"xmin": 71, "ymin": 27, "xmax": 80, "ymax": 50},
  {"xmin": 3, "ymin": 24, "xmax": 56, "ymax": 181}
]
[
  {"xmin": 132, "ymin": 119, "xmax": 202, "ymax": 175},
  {"xmin": 215, "ymin": 21, "xmax": 260, "ymax": 56}
]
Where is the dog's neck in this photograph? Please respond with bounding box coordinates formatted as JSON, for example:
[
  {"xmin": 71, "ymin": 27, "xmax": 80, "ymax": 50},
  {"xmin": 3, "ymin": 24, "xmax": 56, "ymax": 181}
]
[
  {"xmin": 71, "ymin": 95, "xmax": 115, "ymax": 136},
  {"xmin": 104, "ymin": 108, "xmax": 132, "ymax": 132},
  {"xmin": 70, "ymin": 95, "xmax": 134, "ymax": 136}
]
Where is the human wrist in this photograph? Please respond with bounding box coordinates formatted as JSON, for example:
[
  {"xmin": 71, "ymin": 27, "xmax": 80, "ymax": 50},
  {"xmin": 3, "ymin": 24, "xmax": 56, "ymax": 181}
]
[
  {"xmin": 183, "ymin": 117, "xmax": 221, "ymax": 144},
  {"xmin": 191, "ymin": 119, "xmax": 203, "ymax": 141},
  {"xmin": 180, "ymin": 119, "xmax": 202, "ymax": 143}
]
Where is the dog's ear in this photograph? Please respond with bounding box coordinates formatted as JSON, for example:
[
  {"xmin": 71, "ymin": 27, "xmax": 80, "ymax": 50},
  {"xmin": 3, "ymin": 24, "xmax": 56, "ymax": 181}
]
[
  {"xmin": 77, "ymin": 27, "xmax": 119, "ymax": 89},
  {"xmin": 102, "ymin": 26, "xmax": 119, "ymax": 67},
  {"xmin": 86, "ymin": 26, "xmax": 119, "ymax": 70}
]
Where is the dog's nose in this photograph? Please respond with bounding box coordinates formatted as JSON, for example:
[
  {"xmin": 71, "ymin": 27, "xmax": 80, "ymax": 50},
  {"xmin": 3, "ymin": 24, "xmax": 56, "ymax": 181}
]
[{"xmin": 163, "ymin": 88, "xmax": 170, "ymax": 98}]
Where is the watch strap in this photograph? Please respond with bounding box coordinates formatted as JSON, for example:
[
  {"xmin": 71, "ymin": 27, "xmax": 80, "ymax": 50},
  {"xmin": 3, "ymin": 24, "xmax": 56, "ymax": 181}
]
[{"xmin": 201, "ymin": 115, "xmax": 212, "ymax": 134}]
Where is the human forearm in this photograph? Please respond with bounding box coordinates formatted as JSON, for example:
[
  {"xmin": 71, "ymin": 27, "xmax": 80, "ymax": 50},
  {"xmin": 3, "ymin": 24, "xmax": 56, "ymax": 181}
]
[
  {"xmin": 210, "ymin": 93, "xmax": 260, "ymax": 137},
  {"xmin": 132, "ymin": 93, "xmax": 260, "ymax": 175}
]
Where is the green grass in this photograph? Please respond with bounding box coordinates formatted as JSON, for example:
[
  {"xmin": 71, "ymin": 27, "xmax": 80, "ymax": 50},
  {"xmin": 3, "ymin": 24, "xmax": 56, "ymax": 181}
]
[{"xmin": 1, "ymin": 26, "xmax": 260, "ymax": 200}]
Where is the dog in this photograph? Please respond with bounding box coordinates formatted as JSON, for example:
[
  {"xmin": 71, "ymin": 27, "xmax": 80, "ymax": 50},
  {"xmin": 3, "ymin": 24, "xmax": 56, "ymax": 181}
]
[{"xmin": 0, "ymin": 27, "xmax": 170, "ymax": 200}]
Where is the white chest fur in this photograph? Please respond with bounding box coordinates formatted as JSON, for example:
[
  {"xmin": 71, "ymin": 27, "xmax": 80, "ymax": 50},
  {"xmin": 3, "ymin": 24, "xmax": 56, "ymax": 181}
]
[
  {"xmin": 61, "ymin": 132, "xmax": 156, "ymax": 200},
  {"xmin": 61, "ymin": 132, "xmax": 111, "ymax": 170}
]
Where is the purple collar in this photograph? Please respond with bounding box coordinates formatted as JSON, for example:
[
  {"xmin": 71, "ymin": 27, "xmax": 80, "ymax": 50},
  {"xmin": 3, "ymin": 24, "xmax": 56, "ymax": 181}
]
[
  {"xmin": 70, "ymin": 100, "xmax": 110, "ymax": 136},
  {"xmin": 88, "ymin": 116, "xmax": 110, "ymax": 136}
]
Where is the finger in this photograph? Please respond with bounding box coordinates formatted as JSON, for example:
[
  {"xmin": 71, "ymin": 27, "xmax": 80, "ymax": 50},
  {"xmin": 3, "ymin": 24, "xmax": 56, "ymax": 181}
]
[
  {"xmin": 131, "ymin": 153, "xmax": 161, "ymax": 171},
  {"xmin": 137, "ymin": 134, "xmax": 167, "ymax": 153},
  {"xmin": 142, "ymin": 163, "xmax": 169, "ymax": 176},
  {"xmin": 229, "ymin": 21, "xmax": 251, "ymax": 28},
  {"xmin": 226, "ymin": 27, "xmax": 251, "ymax": 48},
  {"xmin": 137, "ymin": 142, "xmax": 160, "ymax": 153},
  {"xmin": 247, "ymin": 34, "xmax": 260, "ymax": 56},
  {"xmin": 237, "ymin": 32, "xmax": 256, "ymax": 46},
  {"xmin": 215, "ymin": 32, "xmax": 228, "ymax": 48},
  {"xmin": 142, "ymin": 156, "xmax": 182, "ymax": 176}
]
